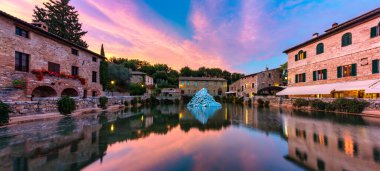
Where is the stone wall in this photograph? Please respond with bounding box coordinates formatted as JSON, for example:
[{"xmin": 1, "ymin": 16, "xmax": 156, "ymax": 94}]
[
  {"xmin": 287, "ymin": 13, "xmax": 380, "ymax": 86},
  {"xmin": 6, "ymin": 96, "xmax": 145, "ymax": 117}
]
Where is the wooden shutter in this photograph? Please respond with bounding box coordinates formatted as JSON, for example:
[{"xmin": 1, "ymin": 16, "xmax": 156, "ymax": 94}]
[
  {"xmin": 302, "ymin": 73, "xmax": 306, "ymax": 82},
  {"xmin": 337, "ymin": 66, "xmax": 342, "ymax": 78},
  {"xmin": 295, "ymin": 74, "xmax": 299, "ymax": 83},
  {"xmin": 313, "ymin": 71, "xmax": 317, "ymax": 81},
  {"xmin": 295, "ymin": 54, "xmax": 298, "ymax": 61},
  {"xmin": 351, "ymin": 64, "xmax": 357, "ymax": 76},
  {"xmin": 303, "ymin": 51, "xmax": 307, "ymax": 59},
  {"xmin": 371, "ymin": 26, "xmax": 378, "ymax": 38},
  {"xmin": 373, "ymin": 59, "xmax": 379, "ymax": 74},
  {"xmin": 322, "ymin": 69, "xmax": 327, "ymax": 80}
]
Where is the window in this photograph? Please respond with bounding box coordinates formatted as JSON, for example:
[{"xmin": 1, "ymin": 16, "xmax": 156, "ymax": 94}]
[
  {"xmin": 317, "ymin": 159, "xmax": 325, "ymax": 171},
  {"xmin": 71, "ymin": 66, "xmax": 79, "ymax": 76},
  {"xmin": 370, "ymin": 22, "xmax": 380, "ymax": 38},
  {"xmin": 15, "ymin": 51, "xmax": 29, "ymax": 72},
  {"xmin": 92, "ymin": 71, "xmax": 97, "ymax": 83},
  {"xmin": 48, "ymin": 62, "xmax": 60, "ymax": 73},
  {"xmin": 316, "ymin": 43, "xmax": 324, "ymax": 54},
  {"xmin": 337, "ymin": 64, "xmax": 356, "ymax": 78},
  {"xmin": 295, "ymin": 50, "xmax": 307, "ymax": 61},
  {"xmin": 71, "ymin": 48, "xmax": 79, "ymax": 56},
  {"xmin": 252, "ymin": 83, "xmax": 255, "ymax": 88},
  {"xmin": 92, "ymin": 91, "xmax": 96, "ymax": 97},
  {"xmin": 92, "ymin": 57, "xmax": 97, "ymax": 62},
  {"xmin": 295, "ymin": 73, "xmax": 306, "ymax": 83},
  {"xmin": 313, "ymin": 69, "xmax": 327, "ymax": 81},
  {"xmin": 313, "ymin": 133, "xmax": 328, "ymax": 146},
  {"xmin": 342, "ymin": 33, "xmax": 352, "ymax": 47},
  {"xmin": 268, "ymin": 73, "xmax": 271, "ymax": 78},
  {"xmin": 15, "ymin": 27, "xmax": 29, "ymax": 38},
  {"xmin": 373, "ymin": 59, "xmax": 379, "ymax": 74}
]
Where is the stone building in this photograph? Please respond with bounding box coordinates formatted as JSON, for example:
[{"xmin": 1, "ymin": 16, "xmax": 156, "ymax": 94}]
[
  {"xmin": 229, "ymin": 68, "xmax": 283, "ymax": 97},
  {"xmin": 0, "ymin": 10, "xmax": 104, "ymax": 101},
  {"xmin": 178, "ymin": 77, "xmax": 227, "ymax": 96},
  {"xmin": 278, "ymin": 7, "xmax": 380, "ymax": 98},
  {"xmin": 130, "ymin": 70, "xmax": 153, "ymax": 86}
]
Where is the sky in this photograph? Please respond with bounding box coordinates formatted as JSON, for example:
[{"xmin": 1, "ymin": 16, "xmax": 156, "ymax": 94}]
[{"xmin": 1, "ymin": 0, "xmax": 380, "ymax": 74}]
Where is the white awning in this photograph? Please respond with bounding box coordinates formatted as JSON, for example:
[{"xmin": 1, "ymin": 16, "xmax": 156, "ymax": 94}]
[
  {"xmin": 334, "ymin": 79, "xmax": 379, "ymax": 91},
  {"xmin": 277, "ymin": 79, "xmax": 380, "ymax": 96},
  {"xmin": 225, "ymin": 91, "xmax": 237, "ymax": 94},
  {"xmin": 276, "ymin": 84, "xmax": 336, "ymax": 95}
]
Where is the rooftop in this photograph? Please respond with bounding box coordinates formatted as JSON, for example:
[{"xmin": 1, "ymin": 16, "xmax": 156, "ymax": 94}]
[
  {"xmin": 131, "ymin": 71, "xmax": 147, "ymax": 75},
  {"xmin": 283, "ymin": 7, "xmax": 380, "ymax": 53},
  {"xmin": 0, "ymin": 10, "xmax": 104, "ymax": 59},
  {"xmin": 242, "ymin": 68, "xmax": 280, "ymax": 78},
  {"xmin": 179, "ymin": 77, "xmax": 227, "ymax": 81}
]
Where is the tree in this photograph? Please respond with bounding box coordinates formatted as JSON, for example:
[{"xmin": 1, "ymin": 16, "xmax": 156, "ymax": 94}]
[
  {"xmin": 100, "ymin": 60, "xmax": 109, "ymax": 90},
  {"xmin": 100, "ymin": 44, "xmax": 105, "ymax": 57},
  {"xmin": 108, "ymin": 63, "xmax": 130, "ymax": 92},
  {"xmin": 180, "ymin": 66, "xmax": 193, "ymax": 77},
  {"xmin": 33, "ymin": 0, "xmax": 88, "ymax": 48},
  {"xmin": 280, "ymin": 62, "xmax": 288, "ymax": 84}
]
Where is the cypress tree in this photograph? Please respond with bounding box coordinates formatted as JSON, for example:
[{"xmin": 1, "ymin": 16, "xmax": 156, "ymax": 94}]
[
  {"xmin": 99, "ymin": 44, "xmax": 109, "ymax": 90},
  {"xmin": 100, "ymin": 44, "xmax": 105, "ymax": 57},
  {"xmin": 33, "ymin": 0, "xmax": 88, "ymax": 48}
]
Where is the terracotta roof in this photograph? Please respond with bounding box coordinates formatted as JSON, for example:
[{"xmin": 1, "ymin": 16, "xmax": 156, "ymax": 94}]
[
  {"xmin": 179, "ymin": 77, "xmax": 226, "ymax": 81},
  {"xmin": 0, "ymin": 10, "xmax": 105, "ymax": 59},
  {"xmin": 283, "ymin": 7, "xmax": 380, "ymax": 53}
]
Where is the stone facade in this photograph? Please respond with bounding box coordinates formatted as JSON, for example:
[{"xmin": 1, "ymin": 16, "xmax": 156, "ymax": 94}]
[
  {"xmin": 0, "ymin": 11, "xmax": 103, "ymax": 101},
  {"xmin": 284, "ymin": 8, "xmax": 380, "ymax": 98},
  {"xmin": 179, "ymin": 77, "xmax": 227, "ymax": 96},
  {"xmin": 229, "ymin": 68, "xmax": 283, "ymax": 97}
]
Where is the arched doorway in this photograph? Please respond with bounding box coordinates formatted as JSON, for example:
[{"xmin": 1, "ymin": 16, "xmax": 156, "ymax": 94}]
[
  {"xmin": 61, "ymin": 88, "xmax": 79, "ymax": 97},
  {"xmin": 32, "ymin": 86, "xmax": 57, "ymax": 97}
]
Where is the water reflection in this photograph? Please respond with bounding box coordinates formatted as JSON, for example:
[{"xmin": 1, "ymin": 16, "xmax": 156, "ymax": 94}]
[
  {"xmin": 187, "ymin": 106, "xmax": 221, "ymax": 124},
  {"xmin": 0, "ymin": 104, "xmax": 379, "ymax": 171}
]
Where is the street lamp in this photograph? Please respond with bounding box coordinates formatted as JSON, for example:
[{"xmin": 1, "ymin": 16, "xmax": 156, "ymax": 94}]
[{"xmin": 110, "ymin": 80, "xmax": 115, "ymax": 96}]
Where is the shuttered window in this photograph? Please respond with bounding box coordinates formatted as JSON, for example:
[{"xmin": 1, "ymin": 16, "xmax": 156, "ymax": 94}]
[
  {"xmin": 371, "ymin": 26, "xmax": 379, "ymax": 38},
  {"xmin": 295, "ymin": 50, "xmax": 307, "ymax": 61},
  {"xmin": 71, "ymin": 66, "xmax": 79, "ymax": 76},
  {"xmin": 316, "ymin": 43, "xmax": 324, "ymax": 55},
  {"xmin": 295, "ymin": 73, "xmax": 306, "ymax": 83},
  {"xmin": 341, "ymin": 33, "xmax": 352, "ymax": 47},
  {"xmin": 313, "ymin": 69, "xmax": 327, "ymax": 81},
  {"xmin": 373, "ymin": 59, "xmax": 379, "ymax": 74},
  {"xmin": 15, "ymin": 51, "xmax": 30, "ymax": 72},
  {"xmin": 337, "ymin": 64, "xmax": 357, "ymax": 78},
  {"xmin": 48, "ymin": 62, "xmax": 60, "ymax": 73}
]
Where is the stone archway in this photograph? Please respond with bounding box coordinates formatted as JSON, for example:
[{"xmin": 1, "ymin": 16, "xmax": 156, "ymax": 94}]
[
  {"xmin": 61, "ymin": 88, "xmax": 79, "ymax": 97},
  {"xmin": 32, "ymin": 86, "xmax": 57, "ymax": 98}
]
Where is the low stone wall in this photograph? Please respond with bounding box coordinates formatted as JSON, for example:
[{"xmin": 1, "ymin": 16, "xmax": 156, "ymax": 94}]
[
  {"xmin": 250, "ymin": 96, "xmax": 380, "ymax": 111},
  {"xmin": 6, "ymin": 96, "xmax": 146, "ymax": 117}
]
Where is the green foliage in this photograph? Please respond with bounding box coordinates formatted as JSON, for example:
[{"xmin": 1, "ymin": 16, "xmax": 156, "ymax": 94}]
[
  {"xmin": 57, "ymin": 96, "xmax": 76, "ymax": 115},
  {"xmin": 257, "ymin": 98, "xmax": 264, "ymax": 106},
  {"xmin": 99, "ymin": 96, "xmax": 108, "ymax": 109},
  {"xmin": 100, "ymin": 60, "xmax": 109, "ymax": 90},
  {"xmin": 108, "ymin": 63, "xmax": 130, "ymax": 92},
  {"xmin": 12, "ymin": 79, "xmax": 25, "ymax": 88},
  {"xmin": 214, "ymin": 96, "xmax": 221, "ymax": 102},
  {"xmin": 332, "ymin": 98, "xmax": 369, "ymax": 113},
  {"xmin": 100, "ymin": 44, "xmax": 105, "ymax": 57},
  {"xmin": 236, "ymin": 97, "xmax": 244, "ymax": 104},
  {"xmin": 247, "ymin": 98, "xmax": 252, "ymax": 106},
  {"xmin": 293, "ymin": 98, "xmax": 309, "ymax": 108},
  {"xmin": 124, "ymin": 100, "xmax": 130, "ymax": 107},
  {"xmin": 264, "ymin": 101, "xmax": 270, "ymax": 107},
  {"xmin": 129, "ymin": 83, "xmax": 146, "ymax": 96},
  {"xmin": 310, "ymin": 99, "xmax": 326, "ymax": 110},
  {"xmin": 182, "ymin": 95, "xmax": 192, "ymax": 104},
  {"xmin": 0, "ymin": 101, "xmax": 11, "ymax": 125},
  {"xmin": 131, "ymin": 98, "xmax": 138, "ymax": 106},
  {"xmin": 33, "ymin": 0, "xmax": 88, "ymax": 47}
]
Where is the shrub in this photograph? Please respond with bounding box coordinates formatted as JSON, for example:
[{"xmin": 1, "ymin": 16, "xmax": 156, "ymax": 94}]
[
  {"xmin": 0, "ymin": 101, "xmax": 11, "ymax": 125},
  {"xmin": 57, "ymin": 96, "xmax": 76, "ymax": 115},
  {"xmin": 293, "ymin": 98, "xmax": 309, "ymax": 108},
  {"xmin": 131, "ymin": 98, "xmax": 138, "ymax": 106},
  {"xmin": 310, "ymin": 99, "xmax": 326, "ymax": 110},
  {"xmin": 174, "ymin": 99, "xmax": 180, "ymax": 104},
  {"xmin": 325, "ymin": 103, "xmax": 336, "ymax": 111},
  {"xmin": 236, "ymin": 97, "xmax": 244, "ymax": 104},
  {"xmin": 99, "ymin": 96, "xmax": 108, "ymax": 109},
  {"xmin": 182, "ymin": 95, "xmax": 192, "ymax": 104},
  {"xmin": 264, "ymin": 101, "xmax": 270, "ymax": 107},
  {"xmin": 12, "ymin": 79, "xmax": 25, "ymax": 89},
  {"xmin": 124, "ymin": 100, "xmax": 130, "ymax": 107},
  {"xmin": 214, "ymin": 96, "xmax": 221, "ymax": 102},
  {"xmin": 332, "ymin": 98, "xmax": 369, "ymax": 113},
  {"xmin": 247, "ymin": 98, "xmax": 252, "ymax": 106},
  {"xmin": 257, "ymin": 98, "xmax": 264, "ymax": 106}
]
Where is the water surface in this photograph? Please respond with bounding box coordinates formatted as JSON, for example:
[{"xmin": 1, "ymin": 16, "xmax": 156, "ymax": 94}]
[{"xmin": 1, "ymin": 104, "xmax": 380, "ymax": 171}]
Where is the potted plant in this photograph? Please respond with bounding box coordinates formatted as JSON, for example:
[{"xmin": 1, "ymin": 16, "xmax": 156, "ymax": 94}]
[{"xmin": 12, "ymin": 79, "xmax": 25, "ymax": 89}]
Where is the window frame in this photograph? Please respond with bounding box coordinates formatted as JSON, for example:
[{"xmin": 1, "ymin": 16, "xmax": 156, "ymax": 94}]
[
  {"xmin": 48, "ymin": 62, "xmax": 60, "ymax": 73},
  {"xmin": 15, "ymin": 26, "xmax": 29, "ymax": 38},
  {"xmin": 71, "ymin": 48, "xmax": 79, "ymax": 56},
  {"xmin": 341, "ymin": 33, "xmax": 352, "ymax": 47},
  {"xmin": 92, "ymin": 71, "xmax": 97, "ymax": 83},
  {"xmin": 92, "ymin": 57, "xmax": 97, "ymax": 62},
  {"xmin": 71, "ymin": 66, "xmax": 79, "ymax": 76},
  {"xmin": 316, "ymin": 43, "xmax": 324, "ymax": 55},
  {"xmin": 15, "ymin": 51, "xmax": 30, "ymax": 72}
]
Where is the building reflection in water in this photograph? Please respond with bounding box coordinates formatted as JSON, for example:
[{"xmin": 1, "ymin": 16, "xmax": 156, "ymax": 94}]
[
  {"xmin": 283, "ymin": 110, "xmax": 380, "ymax": 171},
  {"xmin": 0, "ymin": 104, "xmax": 380, "ymax": 170}
]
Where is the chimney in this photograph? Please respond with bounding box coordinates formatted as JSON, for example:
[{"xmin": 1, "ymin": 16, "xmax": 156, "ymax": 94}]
[
  {"xmin": 265, "ymin": 66, "xmax": 269, "ymax": 71},
  {"xmin": 313, "ymin": 32, "xmax": 319, "ymax": 38},
  {"xmin": 332, "ymin": 22, "xmax": 338, "ymax": 28},
  {"xmin": 31, "ymin": 22, "xmax": 48, "ymax": 32}
]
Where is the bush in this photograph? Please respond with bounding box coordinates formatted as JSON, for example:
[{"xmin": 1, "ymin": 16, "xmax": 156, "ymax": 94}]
[
  {"xmin": 131, "ymin": 98, "xmax": 138, "ymax": 106},
  {"xmin": 57, "ymin": 96, "xmax": 76, "ymax": 115},
  {"xmin": 129, "ymin": 83, "xmax": 146, "ymax": 96},
  {"xmin": 99, "ymin": 96, "xmax": 108, "ymax": 109},
  {"xmin": 310, "ymin": 99, "xmax": 326, "ymax": 110},
  {"xmin": 264, "ymin": 101, "xmax": 270, "ymax": 107},
  {"xmin": 124, "ymin": 100, "xmax": 130, "ymax": 107},
  {"xmin": 247, "ymin": 98, "xmax": 252, "ymax": 106},
  {"xmin": 332, "ymin": 98, "xmax": 369, "ymax": 113},
  {"xmin": 325, "ymin": 103, "xmax": 336, "ymax": 111},
  {"xmin": 174, "ymin": 99, "xmax": 180, "ymax": 104},
  {"xmin": 236, "ymin": 97, "xmax": 244, "ymax": 104},
  {"xmin": 257, "ymin": 98, "xmax": 264, "ymax": 105},
  {"xmin": 293, "ymin": 98, "xmax": 309, "ymax": 108},
  {"xmin": 0, "ymin": 101, "xmax": 11, "ymax": 125},
  {"xmin": 182, "ymin": 95, "xmax": 192, "ymax": 104}
]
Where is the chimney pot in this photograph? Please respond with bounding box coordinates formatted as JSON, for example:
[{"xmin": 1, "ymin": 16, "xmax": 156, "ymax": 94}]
[
  {"xmin": 313, "ymin": 33, "xmax": 319, "ymax": 38},
  {"xmin": 332, "ymin": 22, "xmax": 338, "ymax": 28}
]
